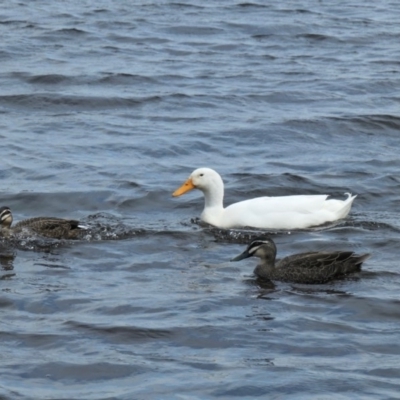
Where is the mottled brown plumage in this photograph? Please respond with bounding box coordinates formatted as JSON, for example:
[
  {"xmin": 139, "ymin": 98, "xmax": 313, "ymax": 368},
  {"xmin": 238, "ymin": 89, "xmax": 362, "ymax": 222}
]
[
  {"xmin": 0, "ymin": 206, "xmax": 86, "ymax": 239},
  {"xmin": 231, "ymin": 237, "xmax": 370, "ymax": 284}
]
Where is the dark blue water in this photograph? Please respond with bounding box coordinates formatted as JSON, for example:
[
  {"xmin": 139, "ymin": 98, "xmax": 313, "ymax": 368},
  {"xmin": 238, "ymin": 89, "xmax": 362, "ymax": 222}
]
[{"xmin": 1, "ymin": 1, "xmax": 400, "ymax": 398}]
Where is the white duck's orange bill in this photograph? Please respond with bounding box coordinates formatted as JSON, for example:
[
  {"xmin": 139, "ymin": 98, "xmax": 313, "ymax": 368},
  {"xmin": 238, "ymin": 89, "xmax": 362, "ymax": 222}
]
[{"xmin": 172, "ymin": 178, "xmax": 195, "ymax": 197}]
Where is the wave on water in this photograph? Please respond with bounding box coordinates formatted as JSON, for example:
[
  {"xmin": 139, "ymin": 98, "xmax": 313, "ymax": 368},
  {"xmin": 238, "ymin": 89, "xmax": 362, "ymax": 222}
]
[
  {"xmin": 193, "ymin": 214, "xmax": 400, "ymax": 244},
  {"xmin": 0, "ymin": 93, "xmax": 163, "ymax": 112},
  {"xmin": 67, "ymin": 320, "xmax": 172, "ymax": 343},
  {"xmin": 330, "ymin": 114, "xmax": 400, "ymax": 132}
]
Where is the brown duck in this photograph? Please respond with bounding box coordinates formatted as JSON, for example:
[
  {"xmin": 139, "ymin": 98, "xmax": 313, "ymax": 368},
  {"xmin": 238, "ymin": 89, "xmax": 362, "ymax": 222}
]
[
  {"xmin": 231, "ymin": 237, "xmax": 370, "ymax": 284},
  {"xmin": 0, "ymin": 206, "xmax": 87, "ymax": 239}
]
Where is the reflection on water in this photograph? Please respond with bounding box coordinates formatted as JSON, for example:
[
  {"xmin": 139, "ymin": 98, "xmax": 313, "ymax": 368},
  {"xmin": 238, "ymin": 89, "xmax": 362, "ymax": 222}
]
[{"xmin": 0, "ymin": 247, "xmax": 15, "ymax": 280}]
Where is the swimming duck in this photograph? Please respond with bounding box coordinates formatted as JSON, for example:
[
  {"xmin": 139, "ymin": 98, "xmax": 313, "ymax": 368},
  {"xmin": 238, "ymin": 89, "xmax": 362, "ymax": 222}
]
[
  {"xmin": 172, "ymin": 168, "xmax": 356, "ymax": 229},
  {"xmin": 0, "ymin": 206, "xmax": 87, "ymax": 239},
  {"xmin": 231, "ymin": 237, "xmax": 370, "ymax": 284}
]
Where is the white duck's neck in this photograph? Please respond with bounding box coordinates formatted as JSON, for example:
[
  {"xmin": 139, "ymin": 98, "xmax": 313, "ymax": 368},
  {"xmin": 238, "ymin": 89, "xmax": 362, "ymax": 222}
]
[
  {"xmin": 200, "ymin": 174, "xmax": 225, "ymax": 224},
  {"xmin": 203, "ymin": 185, "xmax": 224, "ymax": 209}
]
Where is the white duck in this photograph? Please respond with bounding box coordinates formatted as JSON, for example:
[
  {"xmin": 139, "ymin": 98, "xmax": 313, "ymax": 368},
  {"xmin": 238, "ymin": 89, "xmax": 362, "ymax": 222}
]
[{"xmin": 172, "ymin": 168, "xmax": 356, "ymax": 230}]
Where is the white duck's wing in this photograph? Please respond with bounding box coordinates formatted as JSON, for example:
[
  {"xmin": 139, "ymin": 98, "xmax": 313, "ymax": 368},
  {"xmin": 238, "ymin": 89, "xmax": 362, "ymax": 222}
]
[{"xmin": 221, "ymin": 194, "xmax": 355, "ymax": 229}]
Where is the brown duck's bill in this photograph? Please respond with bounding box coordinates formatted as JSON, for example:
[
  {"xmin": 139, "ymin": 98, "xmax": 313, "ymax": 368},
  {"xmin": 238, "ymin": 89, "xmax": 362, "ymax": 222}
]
[
  {"xmin": 172, "ymin": 178, "xmax": 196, "ymax": 197},
  {"xmin": 230, "ymin": 249, "xmax": 251, "ymax": 262}
]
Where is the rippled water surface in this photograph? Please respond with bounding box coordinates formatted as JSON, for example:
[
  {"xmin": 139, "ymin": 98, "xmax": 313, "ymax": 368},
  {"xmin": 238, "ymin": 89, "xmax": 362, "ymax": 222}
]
[{"xmin": 1, "ymin": 1, "xmax": 400, "ymax": 398}]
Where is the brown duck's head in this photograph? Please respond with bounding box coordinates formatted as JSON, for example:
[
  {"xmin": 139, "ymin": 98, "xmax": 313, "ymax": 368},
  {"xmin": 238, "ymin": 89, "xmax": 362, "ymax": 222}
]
[
  {"xmin": 0, "ymin": 206, "xmax": 13, "ymax": 229},
  {"xmin": 231, "ymin": 237, "xmax": 277, "ymax": 262}
]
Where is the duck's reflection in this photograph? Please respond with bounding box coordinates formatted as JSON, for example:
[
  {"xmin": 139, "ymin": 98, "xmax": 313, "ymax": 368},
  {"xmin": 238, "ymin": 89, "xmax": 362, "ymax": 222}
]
[{"xmin": 0, "ymin": 249, "xmax": 15, "ymax": 279}]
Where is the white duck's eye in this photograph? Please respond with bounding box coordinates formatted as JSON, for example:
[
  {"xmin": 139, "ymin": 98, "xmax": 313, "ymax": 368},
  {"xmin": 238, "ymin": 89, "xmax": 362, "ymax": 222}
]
[{"xmin": 200, "ymin": 173, "xmax": 204, "ymax": 177}]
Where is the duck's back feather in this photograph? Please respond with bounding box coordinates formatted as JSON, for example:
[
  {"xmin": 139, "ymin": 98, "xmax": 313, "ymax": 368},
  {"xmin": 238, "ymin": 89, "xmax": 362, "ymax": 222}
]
[
  {"xmin": 219, "ymin": 194, "xmax": 356, "ymax": 229},
  {"xmin": 14, "ymin": 217, "xmax": 85, "ymax": 239},
  {"xmin": 273, "ymin": 251, "xmax": 370, "ymax": 284}
]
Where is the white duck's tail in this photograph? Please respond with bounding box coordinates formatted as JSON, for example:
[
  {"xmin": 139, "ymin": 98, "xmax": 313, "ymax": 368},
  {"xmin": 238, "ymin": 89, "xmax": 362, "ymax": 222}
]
[
  {"xmin": 338, "ymin": 193, "xmax": 357, "ymax": 218},
  {"xmin": 325, "ymin": 193, "xmax": 356, "ymax": 219}
]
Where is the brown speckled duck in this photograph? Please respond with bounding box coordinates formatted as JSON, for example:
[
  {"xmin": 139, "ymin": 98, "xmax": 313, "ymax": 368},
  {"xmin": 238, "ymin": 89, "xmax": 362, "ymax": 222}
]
[
  {"xmin": 231, "ymin": 237, "xmax": 370, "ymax": 284},
  {"xmin": 0, "ymin": 206, "xmax": 87, "ymax": 239}
]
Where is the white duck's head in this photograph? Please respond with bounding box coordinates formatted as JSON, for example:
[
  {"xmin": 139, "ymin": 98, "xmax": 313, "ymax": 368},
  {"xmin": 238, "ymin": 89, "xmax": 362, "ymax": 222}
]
[{"xmin": 173, "ymin": 168, "xmax": 224, "ymax": 197}]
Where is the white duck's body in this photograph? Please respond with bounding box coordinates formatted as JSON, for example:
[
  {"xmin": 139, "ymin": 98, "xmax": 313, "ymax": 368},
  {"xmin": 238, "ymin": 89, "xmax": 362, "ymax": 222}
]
[{"xmin": 173, "ymin": 168, "xmax": 356, "ymax": 230}]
